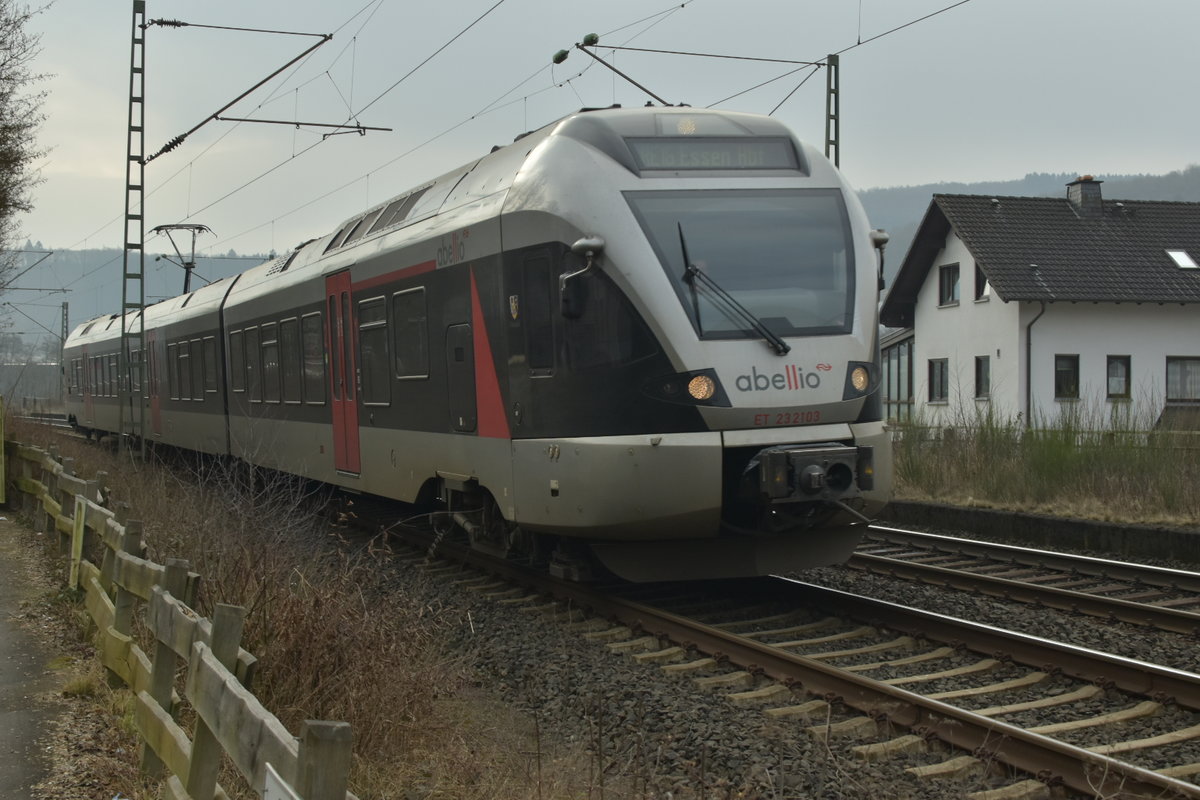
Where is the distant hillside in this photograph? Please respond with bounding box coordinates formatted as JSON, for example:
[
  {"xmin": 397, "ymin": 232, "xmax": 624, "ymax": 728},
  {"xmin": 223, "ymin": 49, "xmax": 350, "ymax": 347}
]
[
  {"xmin": 5, "ymin": 248, "xmax": 270, "ymax": 349},
  {"xmin": 858, "ymin": 165, "xmax": 1200, "ymax": 283}
]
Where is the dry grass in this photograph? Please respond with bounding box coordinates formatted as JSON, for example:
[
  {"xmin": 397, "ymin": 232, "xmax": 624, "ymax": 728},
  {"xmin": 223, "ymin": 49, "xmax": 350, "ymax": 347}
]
[
  {"xmin": 7, "ymin": 417, "xmax": 604, "ymax": 799},
  {"xmin": 891, "ymin": 408, "xmax": 1200, "ymax": 528}
]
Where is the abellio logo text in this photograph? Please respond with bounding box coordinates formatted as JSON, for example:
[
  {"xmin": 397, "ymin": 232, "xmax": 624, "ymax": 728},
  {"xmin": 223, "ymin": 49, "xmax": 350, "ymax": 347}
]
[{"xmin": 735, "ymin": 364, "xmax": 824, "ymax": 392}]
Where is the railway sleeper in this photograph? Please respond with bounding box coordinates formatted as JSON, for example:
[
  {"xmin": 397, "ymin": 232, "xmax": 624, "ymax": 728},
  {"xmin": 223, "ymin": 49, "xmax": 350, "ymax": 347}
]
[
  {"xmin": 852, "ymin": 733, "xmax": 929, "ymax": 762},
  {"xmin": 807, "ymin": 715, "xmax": 880, "ymax": 740}
]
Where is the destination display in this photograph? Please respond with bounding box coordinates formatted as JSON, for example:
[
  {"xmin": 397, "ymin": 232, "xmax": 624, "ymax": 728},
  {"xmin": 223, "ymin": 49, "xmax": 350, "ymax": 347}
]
[{"xmin": 627, "ymin": 137, "xmax": 799, "ymax": 170}]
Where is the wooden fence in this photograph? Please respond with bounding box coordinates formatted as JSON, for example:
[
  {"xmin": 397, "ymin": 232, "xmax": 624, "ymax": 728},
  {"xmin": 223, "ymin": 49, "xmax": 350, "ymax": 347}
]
[{"xmin": 5, "ymin": 439, "xmax": 356, "ymax": 800}]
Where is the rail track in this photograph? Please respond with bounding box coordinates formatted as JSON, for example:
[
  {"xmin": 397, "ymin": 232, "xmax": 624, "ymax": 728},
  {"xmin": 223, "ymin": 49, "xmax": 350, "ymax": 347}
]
[
  {"xmin": 388, "ymin": 522, "xmax": 1200, "ymax": 799},
  {"xmin": 852, "ymin": 525, "xmax": 1200, "ymax": 636}
]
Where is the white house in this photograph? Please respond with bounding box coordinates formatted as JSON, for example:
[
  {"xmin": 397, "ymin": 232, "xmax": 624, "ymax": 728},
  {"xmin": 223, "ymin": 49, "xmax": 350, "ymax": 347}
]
[{"xmin": 879, "ymin": 177, "xmax": 1200, "ymax": 429}]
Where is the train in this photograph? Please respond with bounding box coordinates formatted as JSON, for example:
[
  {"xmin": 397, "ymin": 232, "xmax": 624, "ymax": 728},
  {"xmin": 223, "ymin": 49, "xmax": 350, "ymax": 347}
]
[{"xmin": 63, "ymin": 105, "xmax": 892, "ymax": 582}]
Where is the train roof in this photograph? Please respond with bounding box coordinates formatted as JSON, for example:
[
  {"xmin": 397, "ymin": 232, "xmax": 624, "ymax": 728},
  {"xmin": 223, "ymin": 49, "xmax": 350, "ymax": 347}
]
[
  {"xmin": 68, "ymin": 105, "xmax": 823, "ymax": 339},
  {"xmin": 312, "ymin": 105, "xmax": 806, "ymax": 262}
]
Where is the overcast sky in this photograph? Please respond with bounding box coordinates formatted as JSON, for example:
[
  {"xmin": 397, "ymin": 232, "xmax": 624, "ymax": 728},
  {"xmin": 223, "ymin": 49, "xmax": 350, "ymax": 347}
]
[{"xmin": 13, "ymin": 0, "xmax": 1200, "ymax": 306}]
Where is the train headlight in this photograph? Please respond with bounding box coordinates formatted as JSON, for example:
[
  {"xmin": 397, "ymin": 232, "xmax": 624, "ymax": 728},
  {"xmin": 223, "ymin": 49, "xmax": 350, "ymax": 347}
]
[
  {"xmin": 842, "ymin": 361, "xmax": 879, "ymax": 400},
  {"xmin": 687, "ymin": 374, "xmax": 716, "ymax": 401},
  {"xmin": 642, "ymin": 368, "xmax": 730, "ymax": 407},
  {"xmin": 850, "ymin": 366, "xmax": 869, "ymax": 392}
]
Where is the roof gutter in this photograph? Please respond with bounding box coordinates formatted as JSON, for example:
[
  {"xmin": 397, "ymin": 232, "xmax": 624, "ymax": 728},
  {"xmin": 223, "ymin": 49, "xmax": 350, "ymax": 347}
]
[{"xmin": 1024, "ymin": 301, "xmax": 1046, "ymax": 429}]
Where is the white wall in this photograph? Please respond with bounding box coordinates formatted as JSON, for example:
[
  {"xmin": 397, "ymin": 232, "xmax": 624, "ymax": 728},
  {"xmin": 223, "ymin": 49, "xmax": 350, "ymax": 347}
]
[
  {"xmin": 1025, "ymin": 302, "xmax": 1200, "ymax": 427},
  {"xmin": 912, "ymin": 234, "xmax": 1022, "ymax": 425}
]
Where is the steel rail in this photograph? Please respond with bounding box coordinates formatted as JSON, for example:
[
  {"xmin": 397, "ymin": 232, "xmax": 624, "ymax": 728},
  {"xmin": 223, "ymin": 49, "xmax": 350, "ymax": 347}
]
[
  {"xmin": 856, "ymin": 528, "xmax": 1200, "ymax": 635},
  {"xmin": 408, "ymin": 529, "xmax": 1200, "ymax": 798},
  {"xmin": 849, "ymin": 550, "xmax": 1200, "ymax": 635},
  {"xmin": 866, "ymin": 525, "xmax": 1200, "ymax": 592}
]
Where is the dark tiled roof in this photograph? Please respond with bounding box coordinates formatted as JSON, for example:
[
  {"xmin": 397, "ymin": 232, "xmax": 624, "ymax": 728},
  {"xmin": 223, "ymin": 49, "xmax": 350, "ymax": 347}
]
[{"xmin": 880, "ymin": 192, "xmax": 1200, "ymax": 328}]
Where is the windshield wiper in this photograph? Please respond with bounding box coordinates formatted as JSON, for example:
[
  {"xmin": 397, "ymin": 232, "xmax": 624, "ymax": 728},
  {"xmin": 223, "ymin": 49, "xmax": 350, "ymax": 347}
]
[{"xmin": 677, "ymin": 223, "xmax": 791, "ymax": 356}]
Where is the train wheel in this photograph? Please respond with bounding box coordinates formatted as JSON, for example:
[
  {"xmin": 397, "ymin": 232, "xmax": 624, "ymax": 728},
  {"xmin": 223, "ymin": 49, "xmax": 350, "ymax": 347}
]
[{"xmin": 468, "ymin": 493, "xmax": 516, "ymax": 558}]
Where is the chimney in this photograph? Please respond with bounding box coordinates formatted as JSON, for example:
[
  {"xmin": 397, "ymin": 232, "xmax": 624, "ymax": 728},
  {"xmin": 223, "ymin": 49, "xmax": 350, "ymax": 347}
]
[{"xmin": 1066, "ymin": 175, "xmax": 1103, "ymax": 217}]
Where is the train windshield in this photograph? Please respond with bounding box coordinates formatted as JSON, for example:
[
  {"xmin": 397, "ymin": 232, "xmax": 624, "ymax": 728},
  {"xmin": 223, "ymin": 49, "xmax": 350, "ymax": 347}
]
[{"xmin": 626, "ymin": 188, "xmax": 855, "ymax": 339}]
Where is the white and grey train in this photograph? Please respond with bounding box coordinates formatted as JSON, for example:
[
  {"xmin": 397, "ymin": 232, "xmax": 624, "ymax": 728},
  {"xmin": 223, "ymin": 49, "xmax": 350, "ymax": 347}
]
[{"xmin": 64, "ymin": 106, "xmax": 892, "ymax": 582}]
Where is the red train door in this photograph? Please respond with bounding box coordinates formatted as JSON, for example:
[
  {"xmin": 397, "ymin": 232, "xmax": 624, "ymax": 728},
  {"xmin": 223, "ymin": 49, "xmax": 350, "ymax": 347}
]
[{"xmin": 325, "ymin": 271, "xmax": 361, "ymax": 474}]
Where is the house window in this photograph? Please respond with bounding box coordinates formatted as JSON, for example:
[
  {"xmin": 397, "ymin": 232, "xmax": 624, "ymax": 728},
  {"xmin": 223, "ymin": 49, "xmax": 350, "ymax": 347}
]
[
  {"xmin": 1106, "ymin": 355, "xmax": 1131, "ymax": 400},
  {"xmin": 938, "ymin": 264, "xmax": 960, "ymax": 306},
  {"xmin": 1054, "ymin": 354, "xmax": 1079, "ymax": 400},
  {"xmin": 1166, "ymin": 249, "xmax": 1198, "ymax": 269},
  {"xmin": 883, "ymin": 336, "xmax": 913, "ymax": 422},
  {"xmin": 974, "ymin": 263, "xmax": 990, "ymax": 301},
  {"xmin": 974, "ymin": 356, "xmax": 990, "ymax": 399},
  {"xmin": 1166, "ymin": 357, "xmax": 1200, "ymax": 402},
  {"xmin": 928, "ymin": 358, "xmax": 949, "ymax": 402}
]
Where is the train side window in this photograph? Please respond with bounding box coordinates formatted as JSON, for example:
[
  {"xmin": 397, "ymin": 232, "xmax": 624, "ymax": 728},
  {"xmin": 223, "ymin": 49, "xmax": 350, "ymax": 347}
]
[
  {"xmin": 301, "ymin": 312, "xmax": 326, "ymax": 404},
  {"xmin": 167, "ymin": 343, "xmax": 179, "ymax": 400},
  {"xmin": 178, "ymin": 342, "xmax": 192, "ymax": 401},
  {"xmin": 564, "ymin": 271, "xmax": 658, "ymax": 371},
  {"xmin": 229, "ymin": 330, "xmax": 245, "ymax": 392},
  {"xmin": 245, "ymin": 326, "xmax": 262, "ymax": 402},
  {"xmin": 523, "ymin": 255, "xmax": 555, "ymax": 373},
  {"xmin": 280, "ymin": 318, "xmax": 302, "ymax": 403},
  {"xmin": 190, "ymin": 339, "xmax": 204, "ymax": 400},
  {"xmin": 130, "ymin": 349, "xmax": 141, "ymax": 394},
  {"xmin": 391, "ymin": 288, "xmax": 429, "ymax": 379},
  {"xmin": 261, "ymin": 322, "xmax": 281, "ymax": 403},
  {"xmin": 108, "ymin": 354, "xmax": 118, "ymax": 396},
  {"xmin": 203, "ymin": 337, "xmax": 217, "ymax": 393},
  {"xmin": 359, "ymin": 297, "xmax": 390, "ymax": 405}
]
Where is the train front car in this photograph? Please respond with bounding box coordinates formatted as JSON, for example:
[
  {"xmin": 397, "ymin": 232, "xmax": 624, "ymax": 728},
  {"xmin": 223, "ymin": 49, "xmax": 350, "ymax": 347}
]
[{"xmin": 501, "ymin": 107, "xmax": 891, "ymax": 582}]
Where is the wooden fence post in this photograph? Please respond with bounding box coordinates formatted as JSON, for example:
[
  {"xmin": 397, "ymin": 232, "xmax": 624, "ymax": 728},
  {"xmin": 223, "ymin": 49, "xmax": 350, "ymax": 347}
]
[
  {"xmin": 56, "ymin": 457, "xmax": 75, "ymax": 555},
  {"xmin": 34, "ymin": 452, "xmax": 50, "ymax": 536},
  {"xmin": 69, "ymin": 494, "xmax": 87, "ymax": 590},
  {"xmin": 186, "ymin": 604, "xmax": 246, "ymax": 800},
  {"xmin": 140, "ymin": 558, "xmax": 191, "ymax": 776},
  {"xmin": 20, "ymin": 450, "xmax": 35, "ymax": 517},
  {"xmin": 42, "ymin": 452, "xmax": 59, "ymax": 546},
  {"xmin": 106, "ymin": 518, "xmax": 142, "ymax": 689},
  {"xmin": 297, "ymin": 721, "xmax": 353, "ymax": 800},
  {"xmin": 99, "ymin": 502, "xmax": 131, "ymax": 594}
]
